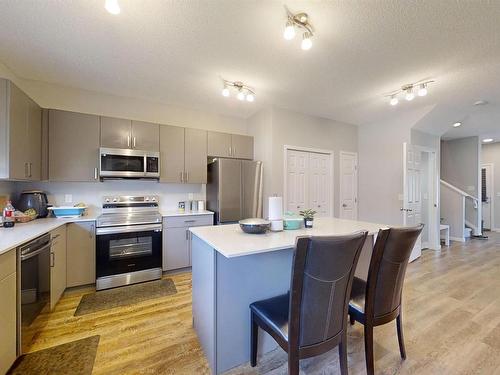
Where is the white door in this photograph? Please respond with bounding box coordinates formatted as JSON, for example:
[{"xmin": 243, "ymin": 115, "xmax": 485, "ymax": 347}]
[
  {"xmin": 403, "ymin": 143, "xmax": 422, "ymax": 262},
  {"xmin": 481, "ymin": 164, "xmax": 493, "ymax": 230},
  {"xmin": 286, "ymin": 150, "xmax": 309, "ymax": 213},
  {"xmin": 339, "ymin": 152, "xmax": 358, "ymax": 220},
  {"xmin": 309, "ymin": 153, "xmax": 331, "ymax": 217}
]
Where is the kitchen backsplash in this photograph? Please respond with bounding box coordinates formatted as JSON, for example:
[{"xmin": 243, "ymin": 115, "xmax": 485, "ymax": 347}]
[{"xmin": 12, "ymin": 181, "xmax": 205, "ymax": 215}]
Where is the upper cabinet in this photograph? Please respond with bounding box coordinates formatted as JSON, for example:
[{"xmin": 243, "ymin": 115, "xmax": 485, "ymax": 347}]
[
  {"xmin": 100, "ymin": 116, "xmax": 159, "ymax": 151},
  {"xmin": 0, "ymin": 79, "xmax": 42, "ymax": 180},
  {"xmin": 49, "ymin": 110, "xmax": 100, "ymax": 182},
  {"xmin": 160, "ymin": 125, "xmax": 207, "ymax": 184},
  {"xmin": 207, "ymin": 131, "xmax": 253, "ymax": 160}
]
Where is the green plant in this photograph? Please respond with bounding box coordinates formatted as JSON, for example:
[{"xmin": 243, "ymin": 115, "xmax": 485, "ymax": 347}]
[{"xmin": 299, "ymin": 209, "xmax": 317, "ymax": 219}]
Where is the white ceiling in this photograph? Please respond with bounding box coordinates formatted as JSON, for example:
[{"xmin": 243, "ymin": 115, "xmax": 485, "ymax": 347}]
[{"xmin": 0, "ymin": 0, "xmax": 500, "ymax": 136}]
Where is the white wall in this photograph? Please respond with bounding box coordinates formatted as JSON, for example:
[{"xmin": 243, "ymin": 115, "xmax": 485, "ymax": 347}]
[
  {"xmin": 481, "ymin": 142, "xmax": 500, "ymax": 230},
  {"xmin": 358, "ymin": 106, "xmax": 433, "ymax": 226}
]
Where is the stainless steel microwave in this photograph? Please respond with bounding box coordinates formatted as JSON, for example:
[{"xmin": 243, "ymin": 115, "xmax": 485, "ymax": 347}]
[{"xmin": 99, "ymin": 148, "xmax": 160, "ymax": 179}]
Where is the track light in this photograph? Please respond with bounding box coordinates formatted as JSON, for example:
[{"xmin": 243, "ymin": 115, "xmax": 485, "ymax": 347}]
[
  {"xmin": 405, "ymin": 88, "xmax": 415, "ymax": 101},
  {"xmin": 453, "ymin": 122, "xmax": 462, "ymax": 128},
  {"xmin": 390, "ymin": 96, "xmax": 399, "ymax": 106},
  {"xmin": 105, "ymin": 0, "xmax": 120, "ymax": 15},
  {"xmin": 483, "ymin": 138, "xmax": 493, "ymax": 143},
  {"xmin": 220, "ymin": 79, "xmax": 256, "ymax": 103},
  {"xmin": 283, "ymin": 7, "xmax": 314, "ymax": 50},
  {"xmin": 418, "ymin": 83, "xmax": 428, "ymax": 97}
]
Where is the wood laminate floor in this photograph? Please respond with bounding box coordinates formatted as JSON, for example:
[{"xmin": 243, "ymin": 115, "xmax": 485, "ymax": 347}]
[{"xmin": 25, "ymin": 233, "xmax": 500, "ymax": 374}]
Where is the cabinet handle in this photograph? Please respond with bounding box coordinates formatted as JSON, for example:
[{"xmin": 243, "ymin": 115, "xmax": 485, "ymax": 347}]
[
  {"xmin": 52, "ymin": 234, "xmax": 60, "ymax": 239},
  {"xmin": 186, "ymin": 171, "xmax": 189, "ymax": 182},
  {"xmin": 133, "ymin": 137, "xmax": 136, "ymax": 148},
  {"xmin": 184, "ymin": 220, "xmax": 196, "ymax": 223},
  {"xmin": 186, "ymin": 229, "xmax": 190, "ymax": 240},
  {"xmin": 90, "ymin": 224, "xmax": 95, "ymax": 238},
  {"xmin": 94, "ymin": 167, "xmax": 98, "ymax": 180},
  {"xmin": 127, "ymin": 135, "xmax": 131, "ymax": 148},
  {"xmin": 180, "ymin": 171, "xmax": 184, "ymax": 183},
  {"xmin": 28, "ymin": 162, "xmax": 32, "ymax": 178},
  {"xmin": 233, "ymin": 147, "xmax": 236, "ymax": 156},
  {"xmin": 24, "ymin": 162, "xmax": 29, "ymax": 178},
  {"xmin": 229, "ymin": 147, "xmax": 232, "ymax": 156},
  {"xmin": 50, "ymin": 252, "xmax": 55, "ymax": 267}
]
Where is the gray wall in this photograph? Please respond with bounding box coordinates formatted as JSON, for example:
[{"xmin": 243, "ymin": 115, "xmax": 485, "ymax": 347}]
[
  {"xmin": 481, "ymin": 142, "xmax": 500, "ymax": 230},
  {"xmin": 247, "ymin": 107, "xmax": 358, "ymax": 217},
  {"xmin": 441, "ymin": 137, "xmax": 480, "ymax": 196}
]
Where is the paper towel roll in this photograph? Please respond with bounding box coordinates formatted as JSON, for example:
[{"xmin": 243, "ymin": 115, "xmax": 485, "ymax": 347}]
[{"xmin": 268, "ymin": 196, "xmax": 283, "ymax": 221}]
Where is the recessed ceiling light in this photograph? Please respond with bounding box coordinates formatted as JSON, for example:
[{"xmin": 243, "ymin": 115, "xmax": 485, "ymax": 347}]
[
  {"xmin": 453, "ymin": 122, "xmax": 462, "ymax": 127},
  {"xmin": 483, "ymin": 138, "xmax": 493, "ymax": 143},
  {"xmin": 105, "ymin": 0, "xmax": 120, "ymax": 14},
  {"xmin": 474, "ymin": 100, "xmax": 488, "ymax": 106}
]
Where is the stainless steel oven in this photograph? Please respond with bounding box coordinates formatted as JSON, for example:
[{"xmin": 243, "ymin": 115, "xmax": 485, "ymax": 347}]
[
  {"xmin": 96, "ymin": 196, "xmax": 163, "ymax": 290},
  {"xmin": 99, "ymin": 147, "xmax": 160, "ymax": 179},
  {"xmin": 17, "ymin": 233, "xmax": 52, "ymax": 354}
]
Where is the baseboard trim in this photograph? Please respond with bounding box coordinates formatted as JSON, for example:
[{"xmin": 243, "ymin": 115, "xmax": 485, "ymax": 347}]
[{"xmin": 450, "ymin": 236, "xmax": 466, "ymax": 242}]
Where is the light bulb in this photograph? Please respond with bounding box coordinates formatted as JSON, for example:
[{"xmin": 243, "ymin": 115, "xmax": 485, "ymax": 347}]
[
  {"xmin": 246, "ymin": 93, "xmax": 255, "ymax": 102},
  {"xmin": 237, "ymin": 91, "xmax": 246, "ymax": 101},
  {"xmin": 283, "ymin": 21, "xmax": 295, "ymax": 40},
  {"xmin": 390, "ymin": 96, "xmax": 399, "ymax": 106},
  {"xmin": 222, "ymin": 87, "xmax": 230, "ymax": 97},
  {"xmin": 483, "ymin": 138, "xmax": 493, "ymax": 143},
  {"xmin": 453, "ymin": 122, "xmax": 462, "ymax": 127},
  {"xmin": 405, "ymin": 88, "xmax": 415, "ymax": 101},
  {"xmin": 301, "ymin": 32, "xmax": 312, "ymax": 50},
  {"xmin": 105, "ymin": 0, "xmax": 120, "ymax": 14},
  {"xmin": 418, "ymin": 83, "xmax": 428, "ymax": 97}
]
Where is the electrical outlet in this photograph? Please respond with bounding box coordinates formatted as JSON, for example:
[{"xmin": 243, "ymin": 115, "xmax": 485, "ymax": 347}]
[{"xmin": 64, "ymin": 194, "xmax": 73, "ymax": 203}]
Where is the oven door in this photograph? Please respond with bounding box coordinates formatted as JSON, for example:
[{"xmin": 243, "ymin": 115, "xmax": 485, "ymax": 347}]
[{"xmin": 96, "ymin": 223, "xmax": 162, "ymax": 278}]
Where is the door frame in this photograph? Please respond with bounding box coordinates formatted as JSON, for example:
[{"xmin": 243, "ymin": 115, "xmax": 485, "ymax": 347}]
[
  {"xmin": 339, "ymin": 151, "xmax": 358, "ymax": 220},
  {"xmin": 283, "ymin": 145, "xmax": 334, "ymax": 217},
  {"xmin": 481, "ymin": 163, "xmax": 495, "ymax": 231},
  {"xmin": 403, "ymin": 143, "xmax": 440, "ymax": 252}
]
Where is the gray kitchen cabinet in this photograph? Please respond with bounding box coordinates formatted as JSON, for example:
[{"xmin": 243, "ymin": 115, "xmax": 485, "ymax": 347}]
[
  {"xmin": 66, "ymin": 221, "xmax": 96, "ymax": 287},
  {"xmin": 0, "ymin": 250, "xmax": 16, "ymax": 375},
  {"xmin": 100, "ymin": 116, "xmax": 131, "ymax": 149},
  {"xmin": 0, "ymin": 79, "xmax": 42, "ymax": 180},
  {"xmin": 231, "ymin": 134, "xmax": 253, "ymax": 159},
  {"xmin": 131, "ymin": 120, "xmax": 159, "ymax": 151},
  {"xmin": 160, "ymin": 125, "xmax": 185, "ymax": 183},
  {"xmin": 207, "ymin": 131, "xmax": 232, "ymax": 158},
  {"xmin": 207, "ymin": 131, "xmax": 254, "ymax": 159},
  {"xmin": 163, "ymin": 215, "xmax": 213, "ymax": 271},
  {"xmin": 49, "ymin": 110, "xmax": 100, "ymax": 182},
  {"xmin": 184, "ymin": 128, "xmax": 207, "ymax": 183},
  {"xmin": 50, "ymin": 225, "xmax": 67, "ymax": 310}
]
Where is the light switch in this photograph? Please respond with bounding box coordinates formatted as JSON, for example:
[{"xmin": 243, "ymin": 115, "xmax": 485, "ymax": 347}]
[{"xmin": 64, "ymin": 194, "xmax": 73, "ymax": 203}]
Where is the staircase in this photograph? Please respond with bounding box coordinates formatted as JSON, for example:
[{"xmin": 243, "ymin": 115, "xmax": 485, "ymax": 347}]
[{"xmin": 440, "ymin": 179, "xmax": 481, "ymax": 241}]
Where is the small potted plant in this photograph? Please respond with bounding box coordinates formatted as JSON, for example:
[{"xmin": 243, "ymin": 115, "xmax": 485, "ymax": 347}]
[{"xmin": 299, "ymin": 209, "xmax": 316, "ymax": 228}]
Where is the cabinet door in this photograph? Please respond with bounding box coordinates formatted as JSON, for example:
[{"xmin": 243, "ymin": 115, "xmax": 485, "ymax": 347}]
[
  {"xmin": 8, "ymin": 82, "xmax": 29, "ymax": 180},
  {"xmin": 131, "ymin": 120, "xmax": 159, "ymax": 151},
  {"xmin": 207, "ymin": 131, "xmax": 232, "ymax": 158},
  {"xmin": 27, "ymin": 98, "xmax": 42, "ymax": 180},
  {"xmin": 185, "ymin": 128, "xmax": 207, "ymax": 183},
  {"xmin": 100, "ymin": 116, "xmax": 131, "ymax": 149},
  {"xmin": 49, "ymin": 110, "xmax": 100, "ymax": 182},
  {"xmin": 232, "ymin": 134, "xmax": 254, "ymax": 160},
  {"xmin": 0, "ymin": 273, "xmax": 16, "ymax": 374},
  {"xmin": 66, "ymin": 222, "xmax": 96, "ymax": 288},
  {"xmin": 163, "ymin": 227, "xmax": 190, "ymax": 270},
  {"xmin": 50, "ymin": 226, "xmax": 67, "ymax": 310},
  {"xmin": 159, "ymin": 125, "xmax": 185, "ymax": 183}
]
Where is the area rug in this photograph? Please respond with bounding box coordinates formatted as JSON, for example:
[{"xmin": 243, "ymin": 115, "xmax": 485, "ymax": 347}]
[
  {"xmin": 8, "ymin": 335, "xmax": 100, "ymax": 375},
  {"xmin": 74, "ymin": 278, "xmax": 177, "ymax": 316}
]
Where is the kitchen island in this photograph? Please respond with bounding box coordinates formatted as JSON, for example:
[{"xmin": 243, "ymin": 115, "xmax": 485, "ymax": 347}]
[{"xmin": 190, "ymin": 217, "xmax": 386, "ymax": 374}]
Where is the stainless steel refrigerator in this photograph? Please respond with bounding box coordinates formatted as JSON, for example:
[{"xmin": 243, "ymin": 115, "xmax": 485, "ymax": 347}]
[{"xmin": 206, "ymin": 158, "xmax": 263, "ymax": 224}]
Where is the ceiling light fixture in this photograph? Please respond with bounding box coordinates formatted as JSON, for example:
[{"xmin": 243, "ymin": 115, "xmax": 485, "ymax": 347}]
[
  {"xmin": 483, "ymin": 138, "xmax": 494, "ymax": 143},
  {"xmin": 220, "ymin": 79, "xmax": 256, "ymax": 103},
  {"xmin": 283, "ymin": 6, "xmax": 314, "ymax": 50},
  {"xmin": 385, "ymin": 80, "xmax": 434, "ymax": 106},
  {"xmin": 105, "ymin": 0, "xmax": 120, "ymax": 15},
  {"xmin": 453, "ymin": 122, "xmax": 462, "ymax": 127}
]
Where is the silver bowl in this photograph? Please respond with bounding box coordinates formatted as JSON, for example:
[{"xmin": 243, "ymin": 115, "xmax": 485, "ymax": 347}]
[{"xmin": 239, "ymin": 218, "xmax": 271, "ymax": 234}]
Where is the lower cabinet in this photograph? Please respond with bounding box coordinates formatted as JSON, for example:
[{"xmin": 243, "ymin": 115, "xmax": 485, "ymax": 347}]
[
  {"xmin": 50, "ymin": 226, "xmax": 67, "ymax": 310},
  {"xmin": 66, "ymin": 222, "xmax": 96, "ymax": 287},
  {"xmin": 0, "ymin": 250, "xmax": 16, "ymax": 375},
  {"xmin": 163, "ymin": 215, "xmax": 213, "ymax": 271}
]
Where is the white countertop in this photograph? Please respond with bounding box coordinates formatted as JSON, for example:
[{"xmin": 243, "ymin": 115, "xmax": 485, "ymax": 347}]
[
  {"xmin": 190, "ymin": 217, "xmax": 387, "ymax": 258},
  {"xmin": 161, "ymin": 210, "xmax": 214, "ymax": 217},
  {"xmin": 0, "ymin": 214, "xmax": 97, "ymax": 256}
]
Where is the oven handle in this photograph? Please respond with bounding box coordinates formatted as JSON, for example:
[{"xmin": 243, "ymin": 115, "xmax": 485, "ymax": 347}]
[
  {"xmin": 20, "ymin": 241, "xmax": 52, "ymax": 261},
  {"xmin": 96, "ymin": 223, "xmax": 163, "ymax": 236}
]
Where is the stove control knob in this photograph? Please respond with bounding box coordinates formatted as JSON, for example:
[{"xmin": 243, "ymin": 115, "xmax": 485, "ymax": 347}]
[
  {"xmin": 152, "ymin": 197, "xmax": 156, "ymax": 202},
  {"xmin": 145, "ymin": 197, "xmax": 150, "ymax": 201},
  {"xmin": 113, "ymin": 198, "xmax": 118, "ymax": 202},
  {"xmin": 105, "ymin": 198, "xmax": 110, "ymax": 203}
]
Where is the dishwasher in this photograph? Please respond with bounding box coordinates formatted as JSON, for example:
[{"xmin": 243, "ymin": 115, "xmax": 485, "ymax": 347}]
[{"xmin": 17, "ymin": 233, "xmax": 52, "ymax": 354}]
